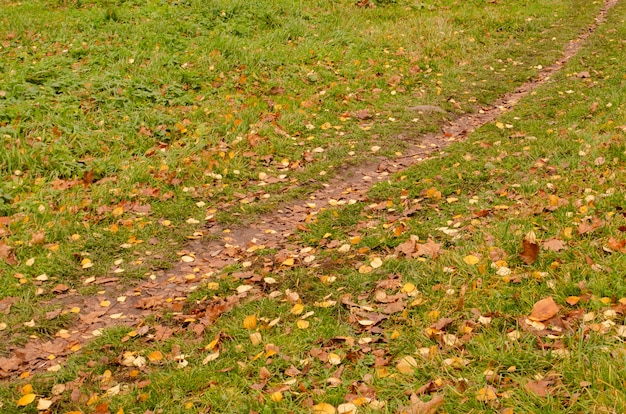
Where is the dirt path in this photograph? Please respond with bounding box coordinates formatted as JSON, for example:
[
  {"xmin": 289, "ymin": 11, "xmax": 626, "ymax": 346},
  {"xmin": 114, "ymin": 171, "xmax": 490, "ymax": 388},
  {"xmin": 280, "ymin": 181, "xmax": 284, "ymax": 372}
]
[{"xmin": 1, "ymin": 0, "xmax": 618, "ymax": 378}]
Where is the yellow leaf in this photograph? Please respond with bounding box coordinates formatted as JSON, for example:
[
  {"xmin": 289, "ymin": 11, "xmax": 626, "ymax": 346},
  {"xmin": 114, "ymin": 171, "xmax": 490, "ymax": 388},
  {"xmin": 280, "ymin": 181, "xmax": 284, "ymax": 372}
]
[
  {"xmin": 17, "ymin": 393, "xmax": 36, "ymax": 407},
  {"xmin": 476, "ymin": 386, "xmax": 498, "ymax": 401},
  {"xmin": 21, "ymin": 384, "xmax": 34, "ymax": 395},
  {"xmin": 112, "ymin": 206, "xmax": 124, "ymax": 217},
  {"xmin": 148, "ymin": 351, "xmax": 163, "ymax": 362},
  {"xmin": 249, "ymin": 332, "xmax": 263, "ymax": 345},
  {"xmin": 269, "ymin": 391, "xmax": 283, "ymax": 402},
  {"xmin": 396, "ymin": 356, "xmax": 418, "ymax": 373},
  {"xmin": 243, "ymin": 315, "xmax": 257, "ymax": 329},
  {"xmin": 290, "ymin": 303, "xmax": 304, "ymax": 315},
  {"xmin": 463, "ymin": 255, "xmax": 480, "ymax": 265},
  {"xmin": 358, "ymin": 264, "xmax": 373, "ymax": 274},
  {"xmin": 282, "ymin": 257, "xmax": 295, "ymax": 266},
  {"xmin": 425, "ymin": 187, "xmax": 442, "ymax": 199},
  {"xmin": 313, "ymin": 402, "xmax": 336, "ymax": 414},
  {"xmin": 297, "ymin": 320, "xmax": 310, "ymax": 329},
  {"xmin": 548, "ymin": 194, "xmax": 559, "ymax": 207},
  {"xmin": 81, "ymin": 258, "xmax": 93, "ymax": 269},
  {"xmin": 390, "ymin": 330, "xmax": 401, "ymax": 340},
  {"xmin": 328, "ymin": 353, "xmax": 342, "ymax": 365},
  {"xmin": 205, "ymin": 333, "xmax": 221, "ymax": 350},
  {"xmin": 401, "ymin": 283, "xmax": 416, "ymax": 293}
]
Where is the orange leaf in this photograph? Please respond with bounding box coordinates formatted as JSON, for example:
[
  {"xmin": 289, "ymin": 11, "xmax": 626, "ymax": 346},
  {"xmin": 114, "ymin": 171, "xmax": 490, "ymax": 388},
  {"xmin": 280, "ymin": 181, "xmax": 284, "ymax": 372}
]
[
  {"xmin": 476, "ymin": 386, "xmax": 498, "ymax": 401},
  {"xmin": 565, "ymin": 296, "xmax": 580, "ymax": 306},
  {"xmin": 529, "ymin": 297, "xmax": 559, "ymax": 322},
  {"xmin": 148, "ymin": 351, "xmax": 163, "ymax": 362}
]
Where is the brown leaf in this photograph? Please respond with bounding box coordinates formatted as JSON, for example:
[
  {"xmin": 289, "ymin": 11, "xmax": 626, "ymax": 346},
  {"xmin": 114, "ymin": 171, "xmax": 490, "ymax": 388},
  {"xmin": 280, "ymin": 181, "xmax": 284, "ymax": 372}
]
[
  {"xmin": 82, "ymin": 170, "xmax": 95, "ymax": 187},
  {"xmin": 29, "ymin": 231, "xmax": 46, "ymax": 246},
  {"xmin": 578, "ymin": 217, "xmax": 605, "ymax": 234},
  {"xmin": 52, "ymin": 284, "xmax": 70, "ymax": 294},
  {"xmin": 138, "ymin": 126, "xmax": 153, "ymax": 136},
  {"xmin": 0, "ymin": 241, "xmax": 16, "ymax": 265},
  {"xmin": 542, "ymin": 238, "xmax": 567, "ymax": 252},
  {"xmin": 607, "ymin": 237, "xmax": 626, "ymax": 253},
  {"xmin": 247, "ymin": 133, "xmax": 263, "ymax": 147},
  {"xmin": 415, "ymin": 239, "xmax": 442, "ymax": 259},
  {"xmin": 529, "ymin": 297, "xmax": 559, "ymax": 322},
  {"xmin": 524, "ymin": 380, "xmax": 551, "ymax": 397},
  {"xmin": 396, "ymin": 239, "xmax": 416, "ymax": 256},
  {"xmin": 136, "ymin": 296, "xmax": 165, "ymax": 310},
  {"xmin": 350, "ymin": 109, "xmax": 373, "ymax": 120},
  {"xmin": 397, "ymin": 393, "xmax": 445, "ymax": 414},
  {"xmin": 519, "ymin": 232, "xmax": 539, "ymax": 265}
]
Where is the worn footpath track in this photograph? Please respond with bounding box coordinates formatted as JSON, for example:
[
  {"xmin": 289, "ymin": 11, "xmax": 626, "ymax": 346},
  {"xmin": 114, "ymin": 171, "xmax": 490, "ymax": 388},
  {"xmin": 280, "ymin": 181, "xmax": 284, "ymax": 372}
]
[{"xmin": 0, "ymin": 0, "xmax": 618, "ymax": 378}]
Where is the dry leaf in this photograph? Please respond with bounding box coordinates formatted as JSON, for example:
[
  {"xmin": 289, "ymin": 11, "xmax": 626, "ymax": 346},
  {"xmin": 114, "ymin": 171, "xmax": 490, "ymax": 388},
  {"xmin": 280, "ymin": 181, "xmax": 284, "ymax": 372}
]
[
  {"xmin": 519, "ymin": 232, "xmax": 539, "ymax": 264},
  {"xmin": 397, "ymin": 393, "xmax": 445, "ymax": 414},
  {"xmin": 396, "ymin": 356, "xmax": 418, "ymax": 373},
  {"xmin": 463, "ymin": 255, "xmax": 479, "ymax": 265},
  {"xmin": 475, "ymin": 386, "xmax": 498, "ymax": 401},
  {"xmin": 525, "ymin": 380, "xmax": 551, "ymax": 397},
  {"xmin": 148, "ymin": 351, "xmax": 163, "ymax": 362},
  {"xmin": 313, "ymin": 402, "xmax": 336, "ymax": 414},
  {"xmin": 542, "ymin": 238, "xmax": 567, "ymax": 252},
  {"xmin": 243, "ymin": 315, "xmax": 257, "ymax": 329},
  {"xmin": 17, "ymin": 393, "xmax": 36, "ymax": 407},
  {"xmin": 529, "ymin": 297, "xmax": 559, "ymax": 322},
  {"xmin": 577, "ymin": 217, "xmax": 604, "ymax": 234}
]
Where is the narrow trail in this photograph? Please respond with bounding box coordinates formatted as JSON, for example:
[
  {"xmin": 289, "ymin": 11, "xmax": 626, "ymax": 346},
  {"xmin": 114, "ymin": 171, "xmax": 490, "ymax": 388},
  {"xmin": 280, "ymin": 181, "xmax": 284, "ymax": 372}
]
[{"xmin": 1, "ymin": 0, "xmax": 618, "ymax": 378}]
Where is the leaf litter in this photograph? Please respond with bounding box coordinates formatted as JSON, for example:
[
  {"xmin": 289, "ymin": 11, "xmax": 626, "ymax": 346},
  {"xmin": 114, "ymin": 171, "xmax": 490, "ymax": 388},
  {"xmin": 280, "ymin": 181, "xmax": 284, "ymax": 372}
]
[{"xmin": 1, "ymin": 0, "xmax": 624, "ymax": 412}]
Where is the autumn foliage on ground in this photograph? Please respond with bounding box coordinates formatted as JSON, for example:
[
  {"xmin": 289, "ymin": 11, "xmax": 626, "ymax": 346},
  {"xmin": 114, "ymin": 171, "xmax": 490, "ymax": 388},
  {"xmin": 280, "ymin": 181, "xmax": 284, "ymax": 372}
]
[{"xmin": 1, "ymin": 0, "xmax": 625, "ymax": 413}]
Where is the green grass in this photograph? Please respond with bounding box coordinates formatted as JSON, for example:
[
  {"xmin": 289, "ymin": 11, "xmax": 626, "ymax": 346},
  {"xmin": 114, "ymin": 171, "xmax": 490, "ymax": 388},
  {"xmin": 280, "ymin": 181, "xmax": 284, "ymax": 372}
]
[
  {"xmin": 1, "ymin": 0, "xmax": 625, "ymax": 412},
  {"xmin": 0, "ymin": 0, "xmax": 605, "ymax": 348}
]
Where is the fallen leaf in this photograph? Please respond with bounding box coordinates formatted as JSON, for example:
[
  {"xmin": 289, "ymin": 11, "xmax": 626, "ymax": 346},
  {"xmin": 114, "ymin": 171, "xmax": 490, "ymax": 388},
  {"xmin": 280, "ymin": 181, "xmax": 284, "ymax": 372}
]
[
  {"xmin": 0, "ymin": 241, "xmax": 17, "ymax": 265},
  {"xmin": 17, "ymin": 393, "xmax": 36, "ymax": 407},
  {"xmin": 525, "ymin": 380, "xmax": 551, "ymax": 397},
  {"xmin": 529, "ymin": 297, "xmax": 559, "ymax": 322},
  {"xmin": 398, "ymin": 393, "xmax": 445, "ymax": 414},
  {"xmin": 243, "ymin": 315, "xmax": 257, "ymax": 329},
  {"xmin": 37, "ymin": 398, "xmax": 53, "ymax": 410},
  {"xmin": 475, "ymin": 386, "xmax": 498, "ymax": 401},
  {"xmin": 463, "ymin": 255, "xmax": 480, "ymax": 265},
  {"xmin": 542, "ymin": 238, "xmax": 567, "ymax": 252},
  {"xmin": 578, "ymin": 217, "xmax": 604, "ymax": 234},
  {"xmin": 396, "ymin": 356, "xmax": 418, "ymax": 374},
  {"xmin": 148, "ymin": 351, "xmax": 163, "ymax": 362},
  {"xmin": 313, "ymin": 402, "xmax": 336, "ymax": 414},
  {"xmin": 607, "ymin": 237, "xmax": 626, "ymax": 253},
  {"xmin": 519, "ymin": 231, "xmax": 539, "ymax": 265}
]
